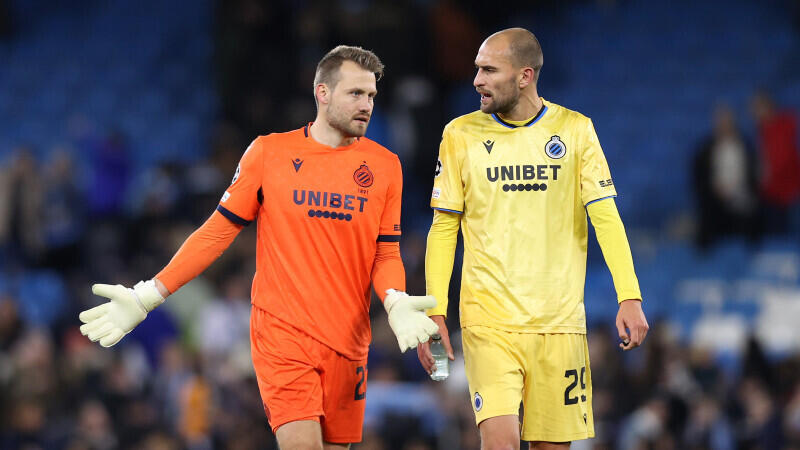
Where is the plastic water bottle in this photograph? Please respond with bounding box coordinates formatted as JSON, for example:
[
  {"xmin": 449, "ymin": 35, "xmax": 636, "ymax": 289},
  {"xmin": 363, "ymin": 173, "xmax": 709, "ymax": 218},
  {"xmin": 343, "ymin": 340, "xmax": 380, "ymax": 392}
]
[{"xmin": 429, "ymin": 334, "xmax": 449, "ymax": 381}]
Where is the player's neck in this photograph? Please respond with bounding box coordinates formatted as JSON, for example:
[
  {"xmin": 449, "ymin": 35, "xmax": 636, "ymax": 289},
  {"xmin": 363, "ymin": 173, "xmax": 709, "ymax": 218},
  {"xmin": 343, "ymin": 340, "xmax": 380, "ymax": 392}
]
[
  {"xmin": 309, "ymin": 120, "xmax": 357, "ymax": 148},
  {"xmin": 497, "ymin": 93, "xmax": 543, "ymax": 122}
]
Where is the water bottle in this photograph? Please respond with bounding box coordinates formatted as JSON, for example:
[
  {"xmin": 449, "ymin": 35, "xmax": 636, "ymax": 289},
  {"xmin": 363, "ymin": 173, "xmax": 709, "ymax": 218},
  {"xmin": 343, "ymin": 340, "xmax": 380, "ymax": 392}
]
[{"xmin": 429, "ymin": 333, "xmax": 449, "ymax": 381}]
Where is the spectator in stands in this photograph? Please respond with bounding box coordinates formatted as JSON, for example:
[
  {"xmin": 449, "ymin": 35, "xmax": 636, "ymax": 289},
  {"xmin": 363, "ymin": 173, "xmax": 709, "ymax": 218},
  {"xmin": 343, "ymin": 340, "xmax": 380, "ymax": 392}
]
[
  {"xmin": 618, "ymin": 395, "xmax": 671, "ymax": 450},
  {"xmin": 1, "ymin": 398, "xmax": 49, "ymax": 448},
  {"xmin": 692, "ymin": 104, "xmax": 760, "ymax": 250},
  {"xmin": 0, "ymin": 295, "xmax": 23, "ymax": 352},
  {"xmin": 735, "ymin": 377, "xmax": 785, "ymax": 449},
  {"xmin": 0, "ymin": 148, "xmax": 44, "ymax": 265},
  {"xmin": 683, "ymin": 395, "xmax": 734, "ymax": 449},
  {"xmin": 40, "ymin": 148, "xmax": 85, "ymax": 272},
  {"xmin": 85, "ymin": 130, "xmax": 132, "ymax": 220},
  {"xmin": 69, "ymin": 399, "xmax": 119, "ymax": 450},
  {"xmin": 751, "ymin": 91, "xmax": 800, "ymax": 235},
  {"xmin": 196, "ymin": 273, "xmax": 251, "ymax": 376},
  {"xmin": 784, "ymin": 382, "xmax": 800, "ymax": 446}
]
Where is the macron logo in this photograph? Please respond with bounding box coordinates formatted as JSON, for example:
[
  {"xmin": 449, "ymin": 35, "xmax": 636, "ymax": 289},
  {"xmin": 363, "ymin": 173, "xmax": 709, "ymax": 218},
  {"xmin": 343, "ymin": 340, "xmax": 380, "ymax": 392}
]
[{"xmin": 292, "ymin": 158, "xmax": 304, "ymax": 172}]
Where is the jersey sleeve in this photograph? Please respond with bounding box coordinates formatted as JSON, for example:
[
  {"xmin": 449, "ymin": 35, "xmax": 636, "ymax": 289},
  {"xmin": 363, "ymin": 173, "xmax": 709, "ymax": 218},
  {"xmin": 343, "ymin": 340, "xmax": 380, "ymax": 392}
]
[
  {"xmin": 425, "ymin": 209, "xmax": 460, "ymax": 317},
  {"xmin": 377, "ymin": 155, "xmax": 402, "ymax": 242},
  {"xmin": 430, "ymin": 125, "xmax": 465, "ymax": 213},
  {"xmin": 579, "ymin": 118, "xmax": 618, "ymax": 206},
  {"xmin": 155, "ymin": 210, "xmax": 243, "ymax": 294},
  {"xmin": 217, "ymin": 138, "xmax": 263, "ymax": 225},
  {"xmin": 586, "ymin": 198, "xmax": 642, "ymax": 303}
]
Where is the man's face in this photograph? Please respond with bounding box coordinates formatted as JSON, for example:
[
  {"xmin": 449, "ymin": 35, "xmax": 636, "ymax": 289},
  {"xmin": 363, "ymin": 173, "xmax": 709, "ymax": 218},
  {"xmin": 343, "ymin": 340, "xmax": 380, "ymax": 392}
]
[
  {"xmin": 473, "ymin": 38, "xmax": 521, "ymax": 115},
  {"xmin": 325, "ymin": 60, "xmax": 377, "ymax": 138}
]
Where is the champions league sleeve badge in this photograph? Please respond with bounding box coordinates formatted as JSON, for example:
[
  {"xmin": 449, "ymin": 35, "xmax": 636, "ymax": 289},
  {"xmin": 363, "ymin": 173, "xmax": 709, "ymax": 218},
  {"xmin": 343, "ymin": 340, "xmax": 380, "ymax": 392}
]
[
  {"xmin": 231, "ymin": 164, "xmax": 241, "ymax": 184},
  {"xmin": 545, "ymin": 135, "xmax": 566, "ymax": 159}
]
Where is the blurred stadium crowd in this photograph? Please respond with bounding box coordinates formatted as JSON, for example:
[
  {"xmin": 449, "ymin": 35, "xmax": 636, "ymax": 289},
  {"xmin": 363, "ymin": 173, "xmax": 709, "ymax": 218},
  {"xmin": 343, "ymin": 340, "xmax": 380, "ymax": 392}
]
[{"xmin": 1, "ymin": 0, "xmax": 800, "ymax": 449}]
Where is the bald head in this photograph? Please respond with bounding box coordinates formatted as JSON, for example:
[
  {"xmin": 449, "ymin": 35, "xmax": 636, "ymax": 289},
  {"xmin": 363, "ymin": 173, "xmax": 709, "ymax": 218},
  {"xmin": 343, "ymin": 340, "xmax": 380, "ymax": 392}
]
[{"xmin": 486, "ymin": 28, "xmax": 543, "ymax": 81}]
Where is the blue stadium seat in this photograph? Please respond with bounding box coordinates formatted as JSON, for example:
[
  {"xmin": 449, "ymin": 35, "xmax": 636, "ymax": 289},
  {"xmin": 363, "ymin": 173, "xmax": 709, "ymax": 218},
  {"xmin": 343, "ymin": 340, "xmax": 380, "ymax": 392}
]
[
  {"xmin": 0, "ymin": 0, "xmax": 215, "ymax": 166},
  {"xmin": 15, "ymin": 270, "xmax": 68, "ymax": 327}
]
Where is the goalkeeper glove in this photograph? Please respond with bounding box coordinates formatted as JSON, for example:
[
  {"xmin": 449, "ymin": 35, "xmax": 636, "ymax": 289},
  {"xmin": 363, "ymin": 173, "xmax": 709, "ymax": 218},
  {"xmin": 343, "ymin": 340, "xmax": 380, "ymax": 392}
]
[
  {"xmin": 79, "ymin": 280, "xmax": 165, "ymax": 347},
  {"xmin": 383, "ymin": 289, "xmax": 439, "ymax": 352}
]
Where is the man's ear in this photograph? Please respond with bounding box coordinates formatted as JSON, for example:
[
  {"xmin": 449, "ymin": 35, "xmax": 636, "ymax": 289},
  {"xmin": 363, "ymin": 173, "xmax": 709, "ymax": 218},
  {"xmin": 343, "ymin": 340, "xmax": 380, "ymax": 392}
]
[
  {"xmin": 316, "ymin": 84, "xmax": 330, "ymax": 106},
  {"xmin": 519, "ymin": 67, "xmax": 535, "ymax": 89}
]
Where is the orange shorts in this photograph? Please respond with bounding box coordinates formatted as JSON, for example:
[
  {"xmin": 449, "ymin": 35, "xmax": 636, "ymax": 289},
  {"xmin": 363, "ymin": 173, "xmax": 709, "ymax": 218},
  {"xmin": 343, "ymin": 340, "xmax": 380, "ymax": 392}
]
[{"xmin": 250, "ymin": 306, "xmax": 367, "ymax": 443}]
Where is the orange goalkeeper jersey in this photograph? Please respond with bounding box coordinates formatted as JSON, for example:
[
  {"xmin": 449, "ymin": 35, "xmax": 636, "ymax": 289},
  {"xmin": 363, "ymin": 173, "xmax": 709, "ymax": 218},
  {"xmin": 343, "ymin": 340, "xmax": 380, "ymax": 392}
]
[{"xmin": 218, "ymin": 124, "xmax": 403, "ymax": 360}]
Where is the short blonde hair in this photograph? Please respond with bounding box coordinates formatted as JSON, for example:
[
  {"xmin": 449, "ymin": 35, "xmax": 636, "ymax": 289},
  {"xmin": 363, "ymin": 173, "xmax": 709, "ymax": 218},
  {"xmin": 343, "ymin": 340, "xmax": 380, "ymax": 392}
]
[{"xmin": 313, "ymin": 45, "xmax": 384, "ymax": 92}]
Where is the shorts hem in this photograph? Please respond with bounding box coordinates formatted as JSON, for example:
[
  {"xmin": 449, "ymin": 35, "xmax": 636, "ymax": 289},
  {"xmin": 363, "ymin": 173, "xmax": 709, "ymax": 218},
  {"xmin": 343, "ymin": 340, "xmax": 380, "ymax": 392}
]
[
  {"xmin": 474, "ymin": 409, "xmax": 520, "ymax": 426},
  {"xmin": 520, "ymin": 431, "xmax": 595, "ymax": 442},
  {"xmin": 323, "ymin": 436, "xmax": 361, "ymax": 444},
  {"xmin": 270, "ymin": 414, "xmax": 322, "ymax": 434}
]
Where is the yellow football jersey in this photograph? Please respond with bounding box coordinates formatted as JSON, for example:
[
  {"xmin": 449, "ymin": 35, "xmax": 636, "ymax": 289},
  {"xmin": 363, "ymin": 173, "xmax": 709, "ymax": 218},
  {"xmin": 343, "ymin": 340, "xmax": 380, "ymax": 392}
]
[{"xmin": 430, "ymin": 99, "xmax": 617, "ymax": 333}]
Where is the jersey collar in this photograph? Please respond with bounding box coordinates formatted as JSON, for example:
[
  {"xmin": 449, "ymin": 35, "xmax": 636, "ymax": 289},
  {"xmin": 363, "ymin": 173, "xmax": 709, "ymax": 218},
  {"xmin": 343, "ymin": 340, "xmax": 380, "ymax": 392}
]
[
  {"xmin": 491, "ymin": 103, "xmax": 548, "ymax": 129},
  {"xmin": 303, "ymin": 122, "xmax": 361, "ymax": 150}
]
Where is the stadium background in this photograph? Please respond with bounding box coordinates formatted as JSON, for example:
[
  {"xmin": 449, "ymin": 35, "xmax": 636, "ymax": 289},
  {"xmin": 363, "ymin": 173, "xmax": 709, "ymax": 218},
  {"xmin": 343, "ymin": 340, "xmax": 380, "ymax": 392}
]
[{"xmin": 1, "ymin": 0, "xmax": 799, "ymax": 448}]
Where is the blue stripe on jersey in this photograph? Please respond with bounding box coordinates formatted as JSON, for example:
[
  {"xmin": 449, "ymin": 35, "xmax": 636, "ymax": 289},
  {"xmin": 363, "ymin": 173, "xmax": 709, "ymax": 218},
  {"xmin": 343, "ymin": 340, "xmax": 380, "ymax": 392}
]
[
  {"xmin": 491, "ymin": 114, "xmax": 515, "ymax": 128},
  {"xmin": 432, "ymin": 207, "xmax": 463, "ymax": 214},
  {"xmin": 584, "ymin": 195, "xmax": 617, "ymax": 207},
  {"xmin": 216, "ymin": 205, "xmax": 251, "ymax": 226},
  {"xmin": 490, "ymin": 105, "xmax": 549, "ymax": 129},
  {"xmin": 377, "ymin": 234, "xmax": 401, "ymax": 242},
  {"xmin": 526, "ymin": 105, "xmax": 548, "ymax": 127}
]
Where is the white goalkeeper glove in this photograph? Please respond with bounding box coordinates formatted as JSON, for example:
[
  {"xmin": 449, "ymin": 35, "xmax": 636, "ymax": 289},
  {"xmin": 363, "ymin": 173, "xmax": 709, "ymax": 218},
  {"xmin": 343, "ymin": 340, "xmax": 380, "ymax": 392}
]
[
  {"xmin": 79, "ymin": 280, "xmax": 165, "ymax": 347},
  {"xmin": 383, "ymin": 289, "xmax": 440, "ymax": 352}
]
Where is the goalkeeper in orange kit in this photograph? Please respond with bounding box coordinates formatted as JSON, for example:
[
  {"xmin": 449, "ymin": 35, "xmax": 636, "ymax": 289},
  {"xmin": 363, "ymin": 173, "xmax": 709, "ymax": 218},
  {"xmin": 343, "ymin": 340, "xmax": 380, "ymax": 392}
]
[{"xmin": 79, "ymin": 45, "xmax": 439, "ymax": 449}]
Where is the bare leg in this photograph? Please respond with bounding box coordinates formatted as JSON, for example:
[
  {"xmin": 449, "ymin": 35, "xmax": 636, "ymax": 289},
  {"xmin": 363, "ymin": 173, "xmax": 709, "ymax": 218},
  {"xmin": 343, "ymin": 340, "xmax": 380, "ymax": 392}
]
[
  {"xmin": 479, "ymin": 415, "xmax": 521, "ymax": 450},
  {"xmin": 275, "ymin": 420, "xmax": 323, "ymax": 450}
]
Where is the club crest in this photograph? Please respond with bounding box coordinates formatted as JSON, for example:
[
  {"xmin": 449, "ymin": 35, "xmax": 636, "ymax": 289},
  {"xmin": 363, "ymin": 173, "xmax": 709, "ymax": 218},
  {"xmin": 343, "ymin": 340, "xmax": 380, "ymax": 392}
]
[
  {"xmin": 354, "ymin": 163, "xmax": 374, "ymax": 188},
  {"xmin": 545, "ymin": 135, "xmax": 566, "ymax": 159},
  {"xmin": 474, "ymin": 392, "xmax": 483, "ymax": 411}
]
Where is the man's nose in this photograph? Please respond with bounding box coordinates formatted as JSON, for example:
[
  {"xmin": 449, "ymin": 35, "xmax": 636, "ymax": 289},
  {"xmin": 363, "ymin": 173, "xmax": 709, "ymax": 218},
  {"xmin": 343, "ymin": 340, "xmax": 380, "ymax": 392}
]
[
  {"xmin": 473, "ymin": 71, "xmax": 483, "ymax": 88},
  {"xmin": 360, "ymin": 97, "xmax": 373, "ymax": 112}
]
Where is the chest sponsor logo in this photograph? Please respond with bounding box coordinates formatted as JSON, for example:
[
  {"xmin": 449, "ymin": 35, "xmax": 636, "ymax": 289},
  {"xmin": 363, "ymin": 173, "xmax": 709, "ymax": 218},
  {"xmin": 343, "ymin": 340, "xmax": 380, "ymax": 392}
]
[
  {"xmin": 293, "ymin": 189, "xmax": 368, "ymax": 221},
  {"xmin": 486, "ymin": 164, "xmax": 561, "ymax": 193}
]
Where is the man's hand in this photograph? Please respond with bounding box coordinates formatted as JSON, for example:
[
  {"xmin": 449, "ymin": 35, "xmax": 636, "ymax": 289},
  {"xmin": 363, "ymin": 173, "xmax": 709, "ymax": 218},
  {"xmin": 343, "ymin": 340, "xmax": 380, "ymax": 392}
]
[
  {"xmin": 616, "ymin": 299, "xmax": 648, "ymax": 351},
  {"xmin": 384, "ymin": 289, "xmax": 440, "ymax": 352},
  {"xmin": 79, "ymin": 280, "xmax": 165, "ymax": 347},
  {"xmin": 417, "ymin": 315, "xmax": 454, "ymax": 374}
]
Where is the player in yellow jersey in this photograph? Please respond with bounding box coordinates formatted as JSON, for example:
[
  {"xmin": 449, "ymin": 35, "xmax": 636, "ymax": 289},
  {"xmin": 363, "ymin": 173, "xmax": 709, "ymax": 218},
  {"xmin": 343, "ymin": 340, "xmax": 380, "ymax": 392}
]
[{"xmin": 416, "ymin": 28, "xmax": 650, "ymax": 449}]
